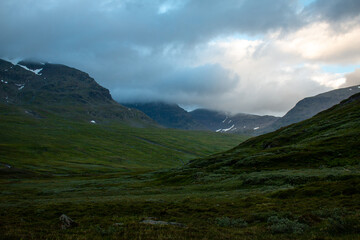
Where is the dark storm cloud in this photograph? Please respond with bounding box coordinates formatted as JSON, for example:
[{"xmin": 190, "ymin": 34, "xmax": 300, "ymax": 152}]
[
  {"xmin": 114, "ymin": 64, "xmax": 238, "ymax": 103},
  {"xmin": 0, "ymin": 0, "xmax": 300, "ymax": 106},
  {"xmin": 303, "ymin": 0, "xmax": 360, "ymax": 22},
  {"xmin": 0, "ymin": 0, "xmax": 300, "ymax": 53},
  {"xmin": 0, "ymin": 0, "xmax": 359, "ymax": 115}
]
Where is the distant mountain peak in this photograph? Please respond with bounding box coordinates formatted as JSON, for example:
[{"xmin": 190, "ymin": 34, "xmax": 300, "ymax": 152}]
[
  {"xmin": 258, "ymin": 85, "xmax": 360, "ymax": 134},
  {"xmin": 190, "ymin": 108, "xmax": 279, "ymax": 135},
  {"xmin": 123, "ymin": 101, "xmax": 207, "ymax": 130}
]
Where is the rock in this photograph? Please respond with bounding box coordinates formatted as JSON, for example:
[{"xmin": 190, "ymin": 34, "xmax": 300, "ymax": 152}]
[
  {"xmin": 140, "ymin": 218, "xmax": 186, "ymax": 228},
  {"xmin": 59, "ymin": 214, "xmax": 78, "ymax": 229},
  {"xmin": 113, "ymin": 222, "xmax": 124, "ymax": 226}
]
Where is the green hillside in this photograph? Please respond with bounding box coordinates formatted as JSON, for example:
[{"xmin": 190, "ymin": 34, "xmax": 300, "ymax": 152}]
[{"xmin": 0, "ymin": 103, "xmax": 246, "ymax": 176}]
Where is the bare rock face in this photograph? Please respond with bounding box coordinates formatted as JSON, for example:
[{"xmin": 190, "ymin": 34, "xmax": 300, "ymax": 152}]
[{"xmin": 59, "ymin": 214, "xmax": 78, "ymax": 229}]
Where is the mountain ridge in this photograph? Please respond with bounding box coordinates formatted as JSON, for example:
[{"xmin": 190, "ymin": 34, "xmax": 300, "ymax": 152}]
[
  {"xmin": 258, "ymin": 85, "xmax": 360, "ymax": 134},
  {"xmin": 0, "ymin": 59, "xmax": 154, "ymax": 125},
  {"xmin": 189, "ymin": 108, "xmax": 279, "ymax": 134},
  {"xmin": 122, "ymin": 102, "xmax": 208, "ymax": 130}
]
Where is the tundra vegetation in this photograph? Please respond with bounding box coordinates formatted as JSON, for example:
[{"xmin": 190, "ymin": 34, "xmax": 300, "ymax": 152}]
[{"xmin": 0, "ymin": 94, "xmax": 359, "ymax": 239}]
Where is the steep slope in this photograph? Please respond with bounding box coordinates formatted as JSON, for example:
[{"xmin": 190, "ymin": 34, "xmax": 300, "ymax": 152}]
[
  {"xmin": 0, "ymin": 59, "xmax": 152, "ymax": 125},
  {"xmin": 123, "ymin": 102, "xmax": 207, "ymax": 130},
  {"xmin": 183, "ymin": 92, "xmax": 360, "ymax": 173},
  {"xmin": 259, "ymin": 85, "xmax": 360, "ymax": 134},
  {"xmin": 190, "ymin": 109, "xmax": 279, "ymax": 135}
]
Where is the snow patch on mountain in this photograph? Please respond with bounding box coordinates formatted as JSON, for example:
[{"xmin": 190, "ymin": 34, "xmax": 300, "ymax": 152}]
[
  {"xmin": 17, "ymin": 64, "xmax": 43, "ymax": 75},
  {"xmin": 216, "ymin": 124, "xmax": 235, "ymax": 133},
  {"xmin": 15, "ymin": 83, "xmax": 25, "ymax": 90}
]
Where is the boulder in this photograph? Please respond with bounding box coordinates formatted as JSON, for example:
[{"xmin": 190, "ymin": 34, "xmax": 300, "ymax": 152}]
[{"xmin": 59, "ymin": 214, "xmax": 78, "ymax": 229}]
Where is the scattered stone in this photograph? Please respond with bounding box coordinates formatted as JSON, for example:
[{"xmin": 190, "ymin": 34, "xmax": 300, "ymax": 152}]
[
  {"xmin": 0, "ymin": 163, "xmax": 11, "ymax": 169},
  {"xmin": 113, "ymin": 222, "xmax": 124, "ymax": 226},
  {"xmin": 59, "ymin": 214, "xmax": 78, "ymax": 229},
  {"xmin": 140, "ymin": 217, "xmax": 186, "ymax": 228}
]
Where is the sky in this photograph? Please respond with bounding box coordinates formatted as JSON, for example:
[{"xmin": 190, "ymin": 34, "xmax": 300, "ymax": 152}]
[{"xmin": 1, "ymin": 0, "xmax": 360, "ymax": 116}]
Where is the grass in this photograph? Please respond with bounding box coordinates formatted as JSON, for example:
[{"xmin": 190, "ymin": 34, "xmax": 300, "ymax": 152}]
[
  {"xmin": 0, "ymin": 95, "xmax": 360, "ymax": 239},
  {"xmin": 1, "ymin": 170, "xmax": 359, "ymax": 239},
  {"xmin": 0, "ymin": 103, "xmax": 246, "ymax": 175}
]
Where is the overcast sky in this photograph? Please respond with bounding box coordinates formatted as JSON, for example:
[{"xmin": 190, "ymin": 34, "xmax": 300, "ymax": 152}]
[{"xmin": 1, "ymin": 0, "xmax": 360, "ymax": 116}]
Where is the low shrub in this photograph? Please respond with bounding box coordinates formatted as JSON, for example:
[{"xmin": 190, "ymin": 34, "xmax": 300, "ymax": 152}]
[
  {"xmin": 325, "ymin": 216, "xmax": 360, "ymax": 235},
  {"xmin": 267, "ymin": 216, "xmax": 308, "ymax": 234},
  {"xmin": 313, "ymin": 208, "xmax": 347, "ymax": 219},
  {"xmin": 215, "ymin": 217, "xmax": 248, "ymax": 228},
  {"xmin": 94, "ymin": 225, "xmax": 122, "ymax": 236}
]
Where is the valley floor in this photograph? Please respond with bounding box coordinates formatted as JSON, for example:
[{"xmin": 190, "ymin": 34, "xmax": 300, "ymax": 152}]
[{"xmin": 1, "ymin": 165, "xmax": 359, "ymax": 239}]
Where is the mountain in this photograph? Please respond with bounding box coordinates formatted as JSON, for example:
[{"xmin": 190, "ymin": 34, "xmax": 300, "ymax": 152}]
[
  {"xmin": 0, "ymin": 59, "xmax": 153, "ymax": 125},
  {"xmin": 189, "ymin": 109, "xmax": 279, "ymax": 135},
  {"xmin": 122, "ymin": 102, "xmax": 207, "ymax": 130},
  {"xmin": 123, "ymin": 85, "xmax": 360, "ymax": 135},
  {"xmin": 0, "ymin": 58, "xmax": 248, "ymax": 174},
  {"xmin": 184, "ymin": 92, "xmax": 360, "ymax": 172},
  {"xmin": 259, "ymin": 85, "xmax": 360, "ymax": 134},
  {"xmin": 123, "ymin": 102, "xmax": 279, "ymax": 134}
]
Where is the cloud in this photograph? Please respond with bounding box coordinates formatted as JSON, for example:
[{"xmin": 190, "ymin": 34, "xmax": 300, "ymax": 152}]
[
  {"xmin": 273, "ymin": 21, "xmax": 360, "ymax": 64},
  {"xmin": 0, "ymin": 0, "xmax": 300, "ymax": 54},
  {"xmin": 186, "ymin": 37, "xmax": 332, "ymax": 115},
  {"xmin": 303, "ymin": 0, "xmax": 360, "ymax": 22},
  {"xmin": 341, "ymin": 68, "xmax": 360, "ymax": 87},
  {"xmin": 114, "ymin": 64, "xmax": 238, "ymax": 103},
  {"xmin": 0, "ymin": 0, "xmax": 359, "ymax": 116}
]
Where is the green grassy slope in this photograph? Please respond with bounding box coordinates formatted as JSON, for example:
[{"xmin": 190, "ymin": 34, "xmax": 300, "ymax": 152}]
[
  {"xmin": 183, "ymin": 92, "xmax": 360, "ymax": 174},
  {"xmin": 0, "ymin": 103, "xmax": 247, "ymax": 175}
]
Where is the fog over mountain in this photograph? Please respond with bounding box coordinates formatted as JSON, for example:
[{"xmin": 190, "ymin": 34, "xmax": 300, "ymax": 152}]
[{"xmin": 1, "ymin": 0, "xmax": 360, "ymax": 115}]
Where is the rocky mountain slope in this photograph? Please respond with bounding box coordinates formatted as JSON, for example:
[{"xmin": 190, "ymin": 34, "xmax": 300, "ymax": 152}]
[
  {"xmin": 189, "ymin": 109, "xmax": 279, "ymax": 135},
  {"xmin": 259, "ymin": 85, "xmax": 360, "ymax": 134},
  {"xmin": 123, "ymin": 102, "xmax": 279, "ymax": 134},
  {"xmin": 0, "ymin": 59, "xmax": 153, "ymax": 125},
  {"xmin": 123, "ymin": 102, "xmax": 207, "ymax": 130},
  {"xmin": 124, "ymin": 85, "xmax": 360, "ymax": 134}
]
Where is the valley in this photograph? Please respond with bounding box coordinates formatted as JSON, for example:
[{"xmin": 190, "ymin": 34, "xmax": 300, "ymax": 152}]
[{"xmin": 0, "ymin": 59, "xmax": 359, "ymax": 239}]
